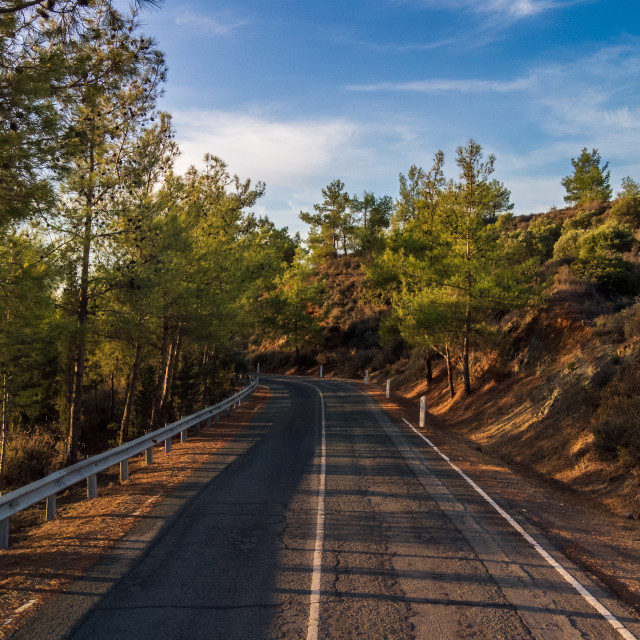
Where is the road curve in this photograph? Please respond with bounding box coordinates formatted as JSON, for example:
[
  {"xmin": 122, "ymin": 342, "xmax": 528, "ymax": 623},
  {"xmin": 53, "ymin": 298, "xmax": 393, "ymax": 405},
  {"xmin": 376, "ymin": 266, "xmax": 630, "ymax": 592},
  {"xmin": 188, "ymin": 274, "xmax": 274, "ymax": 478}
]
[{"xmin": 10, "ymin": 376, "xmax": 640, "ymax": 640}]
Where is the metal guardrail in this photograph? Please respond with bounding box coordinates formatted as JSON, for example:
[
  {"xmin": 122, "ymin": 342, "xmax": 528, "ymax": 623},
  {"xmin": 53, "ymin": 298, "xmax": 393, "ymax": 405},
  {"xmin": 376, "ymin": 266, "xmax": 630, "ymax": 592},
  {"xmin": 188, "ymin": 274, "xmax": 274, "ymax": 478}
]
[{"xmin": 0, "ymin": 377, "xmax": 259, "ymax": 549}]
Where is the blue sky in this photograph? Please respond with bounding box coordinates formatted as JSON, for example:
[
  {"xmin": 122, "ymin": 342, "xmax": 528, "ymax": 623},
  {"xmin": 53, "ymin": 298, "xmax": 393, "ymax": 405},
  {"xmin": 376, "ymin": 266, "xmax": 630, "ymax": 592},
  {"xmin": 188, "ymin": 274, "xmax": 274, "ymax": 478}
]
[{"xmin": 136, "ymin": 0, "xmax": 640, "ymax": 234}]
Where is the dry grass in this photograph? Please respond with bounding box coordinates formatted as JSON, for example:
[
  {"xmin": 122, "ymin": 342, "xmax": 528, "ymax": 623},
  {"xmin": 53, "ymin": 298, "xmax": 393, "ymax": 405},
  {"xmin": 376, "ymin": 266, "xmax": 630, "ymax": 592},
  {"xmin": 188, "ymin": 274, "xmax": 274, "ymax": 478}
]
[{"xmin": 0, "ymin": 387, "xmax": 269, "ymax": 637}]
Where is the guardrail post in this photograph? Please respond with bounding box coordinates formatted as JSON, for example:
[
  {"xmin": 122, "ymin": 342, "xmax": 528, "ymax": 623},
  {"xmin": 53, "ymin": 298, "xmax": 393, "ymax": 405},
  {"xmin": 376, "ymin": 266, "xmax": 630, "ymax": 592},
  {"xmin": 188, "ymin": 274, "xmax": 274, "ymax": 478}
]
[
  {"xmin": 320, "ymin": 365, "xmax": 323, "ymax": 378},
  {"xmin": 194, "ymin": 421, "xmax": 201, "ymax": 435},
  {"xmin": 206, "ymin": 416, "xmax": 211, "ymax": 429},
  {"xmin": 0, "ymin": 518, "xmax": 8, "ymax": 550},
  {"xmin": 181, "ymin": 430, "xmax": 187, "ymax": 443},
  {"xmin": 386, "ymin": 379, "xmax": 391, "ymax": 399},
  {"xmin": 145, "ymin": 447, "xmax": 153, "ymax": 465},
  {"xmin": 165, "ymin": 437, "xmax": 171, "ymax": 453},
  {"xmin": 215, "ymin": 412, "xmax": 220, "ymax": 423},
  {"xmin": 365, "ymin": 370, "xmax": 369, "ymax": 385},
  {"xmin": 419, "ymin": 396, "xmax": 426, "ymax": 428},
  {"xmin": 120, "ymin": 459, "xmax": 129, "ymax": 482},
  {"xmin": 46, "ymin": 494, "xmax": 57, "ymax": 520},
  {"xmin": 87, "ymin": 474, "xmax": 97, "ymax": 500}
]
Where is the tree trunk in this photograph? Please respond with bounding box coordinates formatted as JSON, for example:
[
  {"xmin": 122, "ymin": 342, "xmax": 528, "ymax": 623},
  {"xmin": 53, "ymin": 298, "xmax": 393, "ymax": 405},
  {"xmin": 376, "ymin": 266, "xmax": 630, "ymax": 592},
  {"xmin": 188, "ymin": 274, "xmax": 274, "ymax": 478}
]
[
  {"xmin": 67, "ymin": 208, "xmax": 92, "ymax": 465},
  {"xmin": 150, "ymin": 313, "xmax": 170, "ymax": 430},
  {"xmin": 109, "ymin": 371, "xmax": 115, "ymax": 423},
  {"xmin": 295, "ymin": 344, "xmax": 301, "ymax": 369},
  {"xmin": 445, "ymin": 344, "xmax": 455, "ymax": 399},
  {"xmin": 201, "ymin": 346, "xmax": 209, "ymax": 408},
  {"xmin": 119, "ymin": 343, "xmax": 142, "ymax": 445},
  {"xmin": 0, "ymin": 375, "xmax": 9, "ymax": 485},
  {"xmin": 462, "ymin": 304, "xmax": 472, "ymax": 396},
  {"xmin": 161, "ymin": 330, "xmax": 181, "ymax": 423},
  {"xmin": 155, "ymin": 338, "xmax": 174, "ymax": 427},
  {"xmin": 425, "ymin": 352, "xmax": 433, "ymax": 386}
]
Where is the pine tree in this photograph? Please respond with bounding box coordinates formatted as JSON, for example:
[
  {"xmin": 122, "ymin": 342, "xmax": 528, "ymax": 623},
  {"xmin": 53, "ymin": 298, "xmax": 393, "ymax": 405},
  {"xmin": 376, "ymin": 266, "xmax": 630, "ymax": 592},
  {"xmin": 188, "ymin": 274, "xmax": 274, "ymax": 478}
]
[
  {"xmin": 351, "ymin": 191, "xmax": 392, "ymax": 256},
  {"xmin": 262, "ymin": 249, "xmax": 324, "ymax": 368},
  {"xmin": 300, "ymin": 179, "xmax": 352, "ymax": 261},
  {"xmin": 561, "ymin": 148, "xmax": 612, "ymax": 205},
  {"xmin": 51, "ymin": 2, "xmax": 166, "ymax": 463}
]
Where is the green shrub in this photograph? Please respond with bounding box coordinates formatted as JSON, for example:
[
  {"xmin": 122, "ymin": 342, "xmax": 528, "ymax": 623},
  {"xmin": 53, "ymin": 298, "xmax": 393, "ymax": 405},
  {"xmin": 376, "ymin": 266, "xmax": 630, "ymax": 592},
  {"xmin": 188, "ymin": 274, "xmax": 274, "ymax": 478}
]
[
  {"xmin": 553, "ymin": 228, "xmax": 585, "ymax": 260},
  {"xmin": 609, "ymin": 196, "xmax": 640, "ymax": 227},
  {"xmin": 571, "ymin": 256, "xmax": 638, "ymax": 297},
  {"xmin": 562, "ymin": 209, "xmax": 597, "ymax": 232},
  {"xmin": 577, "ymin": 221, "xmax": 636, "ymax": 258},
  {"xmin": 518, "ymin": 217, "xmax": 562, "ymax": 260},
  {"xmin": 553, "ymin": 220, "xmax": 635, "ymax": 262}
]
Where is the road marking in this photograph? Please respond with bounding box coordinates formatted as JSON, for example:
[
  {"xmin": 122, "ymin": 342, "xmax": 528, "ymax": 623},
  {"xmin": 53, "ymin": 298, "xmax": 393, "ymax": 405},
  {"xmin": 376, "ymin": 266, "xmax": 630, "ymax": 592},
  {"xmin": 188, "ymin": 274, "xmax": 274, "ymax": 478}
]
[
  {"xmin": 14, "ymin": 599, "xmax": 37, "ymax": 614},
  {"xmin": 3, "ymin": 598, "xmax": 38, "ymax": 627},
  {"xmin": 304, "ymin": 384, "xmax": 327, "ymax": 640},
  {"xmin": 132, "ymin": 495, "xmax": 161, "ymax": 517},
  {"xmin": 401, "ymin": 417, "xmax": 637, "ymax": 640}
]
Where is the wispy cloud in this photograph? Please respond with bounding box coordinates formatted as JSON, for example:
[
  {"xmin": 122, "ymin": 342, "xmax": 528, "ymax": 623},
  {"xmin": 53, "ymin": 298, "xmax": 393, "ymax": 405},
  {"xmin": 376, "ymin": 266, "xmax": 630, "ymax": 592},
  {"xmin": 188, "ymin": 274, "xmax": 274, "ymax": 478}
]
[
  {"xmin": 165, "ymin": 38, "xmax": 640, "ymax": 228},
  {"xmin": 347, "ymin": 76, "xmax": 535, "ymax": 93},
  {"xmin": 338, "ymin": 37, "xmax": 455, "ymax": 54},
  {"xmin": 492, "ymin": 40, "xmax": 640, "ymax": 211},
  {"xmin": 174, "ymin": 10, "xmax": 249, "ymax": 36},
  {"xmin": 400, "ymin": 0, "xmax": 582, "ymax": 22},
  {"xmin": 470, "ymin": 0, "xmax": 565, "ymax": 19},
  {"xmin": 532, "ymin": 40, "xmax": 640, "ymax": 152}
]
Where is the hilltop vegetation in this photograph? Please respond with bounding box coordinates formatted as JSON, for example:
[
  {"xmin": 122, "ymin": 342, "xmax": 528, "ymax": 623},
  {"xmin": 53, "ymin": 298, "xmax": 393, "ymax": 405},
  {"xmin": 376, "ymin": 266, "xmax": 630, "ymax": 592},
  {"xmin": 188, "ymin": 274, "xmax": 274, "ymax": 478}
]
[{"xmin": 1, "ymin": 2, "xmax": 639, "ymax": 515}]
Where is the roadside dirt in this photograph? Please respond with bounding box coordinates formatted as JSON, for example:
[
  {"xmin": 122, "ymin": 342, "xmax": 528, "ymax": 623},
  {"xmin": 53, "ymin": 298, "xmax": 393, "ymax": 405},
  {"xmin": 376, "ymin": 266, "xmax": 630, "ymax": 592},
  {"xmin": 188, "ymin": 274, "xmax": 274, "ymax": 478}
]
[
  {"xmin": 0, "ymin": 387, "xmax": 269, "ymax": 639},
  {"xmin": 363, "ymin": 383, "xmax": 640, "ymax": 621}
]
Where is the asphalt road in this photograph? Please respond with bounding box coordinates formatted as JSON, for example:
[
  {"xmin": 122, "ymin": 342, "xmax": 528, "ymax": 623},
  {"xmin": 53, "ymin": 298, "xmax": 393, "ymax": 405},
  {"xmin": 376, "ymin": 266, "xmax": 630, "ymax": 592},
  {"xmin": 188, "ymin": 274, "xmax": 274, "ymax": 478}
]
[{"xmin": 10, "ymin": 376, "xmax": 640, "ymax": 640}]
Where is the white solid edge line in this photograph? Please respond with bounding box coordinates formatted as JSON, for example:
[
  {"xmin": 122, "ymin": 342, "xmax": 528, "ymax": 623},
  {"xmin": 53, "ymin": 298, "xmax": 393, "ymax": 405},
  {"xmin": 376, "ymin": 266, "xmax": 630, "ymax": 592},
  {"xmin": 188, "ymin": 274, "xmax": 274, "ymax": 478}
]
[
  {"xmin": 306, "ymin": 385, "xmax": 326, "ymax": 640},
  {"xmin": 401, "ymin": 417, "xmax": 637, "ymax": 640},
  {"xmin": 14, "ymin": 599, "xmax": 37, "ymax": 614},
  {"xmin": 131, "ymin": 495, "xmax": 161, "ymax": 517}
]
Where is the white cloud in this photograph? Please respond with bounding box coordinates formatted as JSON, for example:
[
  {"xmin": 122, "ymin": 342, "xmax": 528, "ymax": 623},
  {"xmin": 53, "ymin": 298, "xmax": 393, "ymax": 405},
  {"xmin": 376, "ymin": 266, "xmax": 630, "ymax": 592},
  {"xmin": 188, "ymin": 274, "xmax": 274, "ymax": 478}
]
[
  {"xmin": 347, "ymin": 76, "xmax": 534, "ymax": 93},
  {"xmin": 172, "ymin": 110, "xmax": 361, "ymax": 183},
  {"xmin": 169, "ymin": 110, "xmax": 431, "ymax": 231},
  {"xmin": 174, "ymin": 10, "xmax": 249, "ymax": 36}
]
